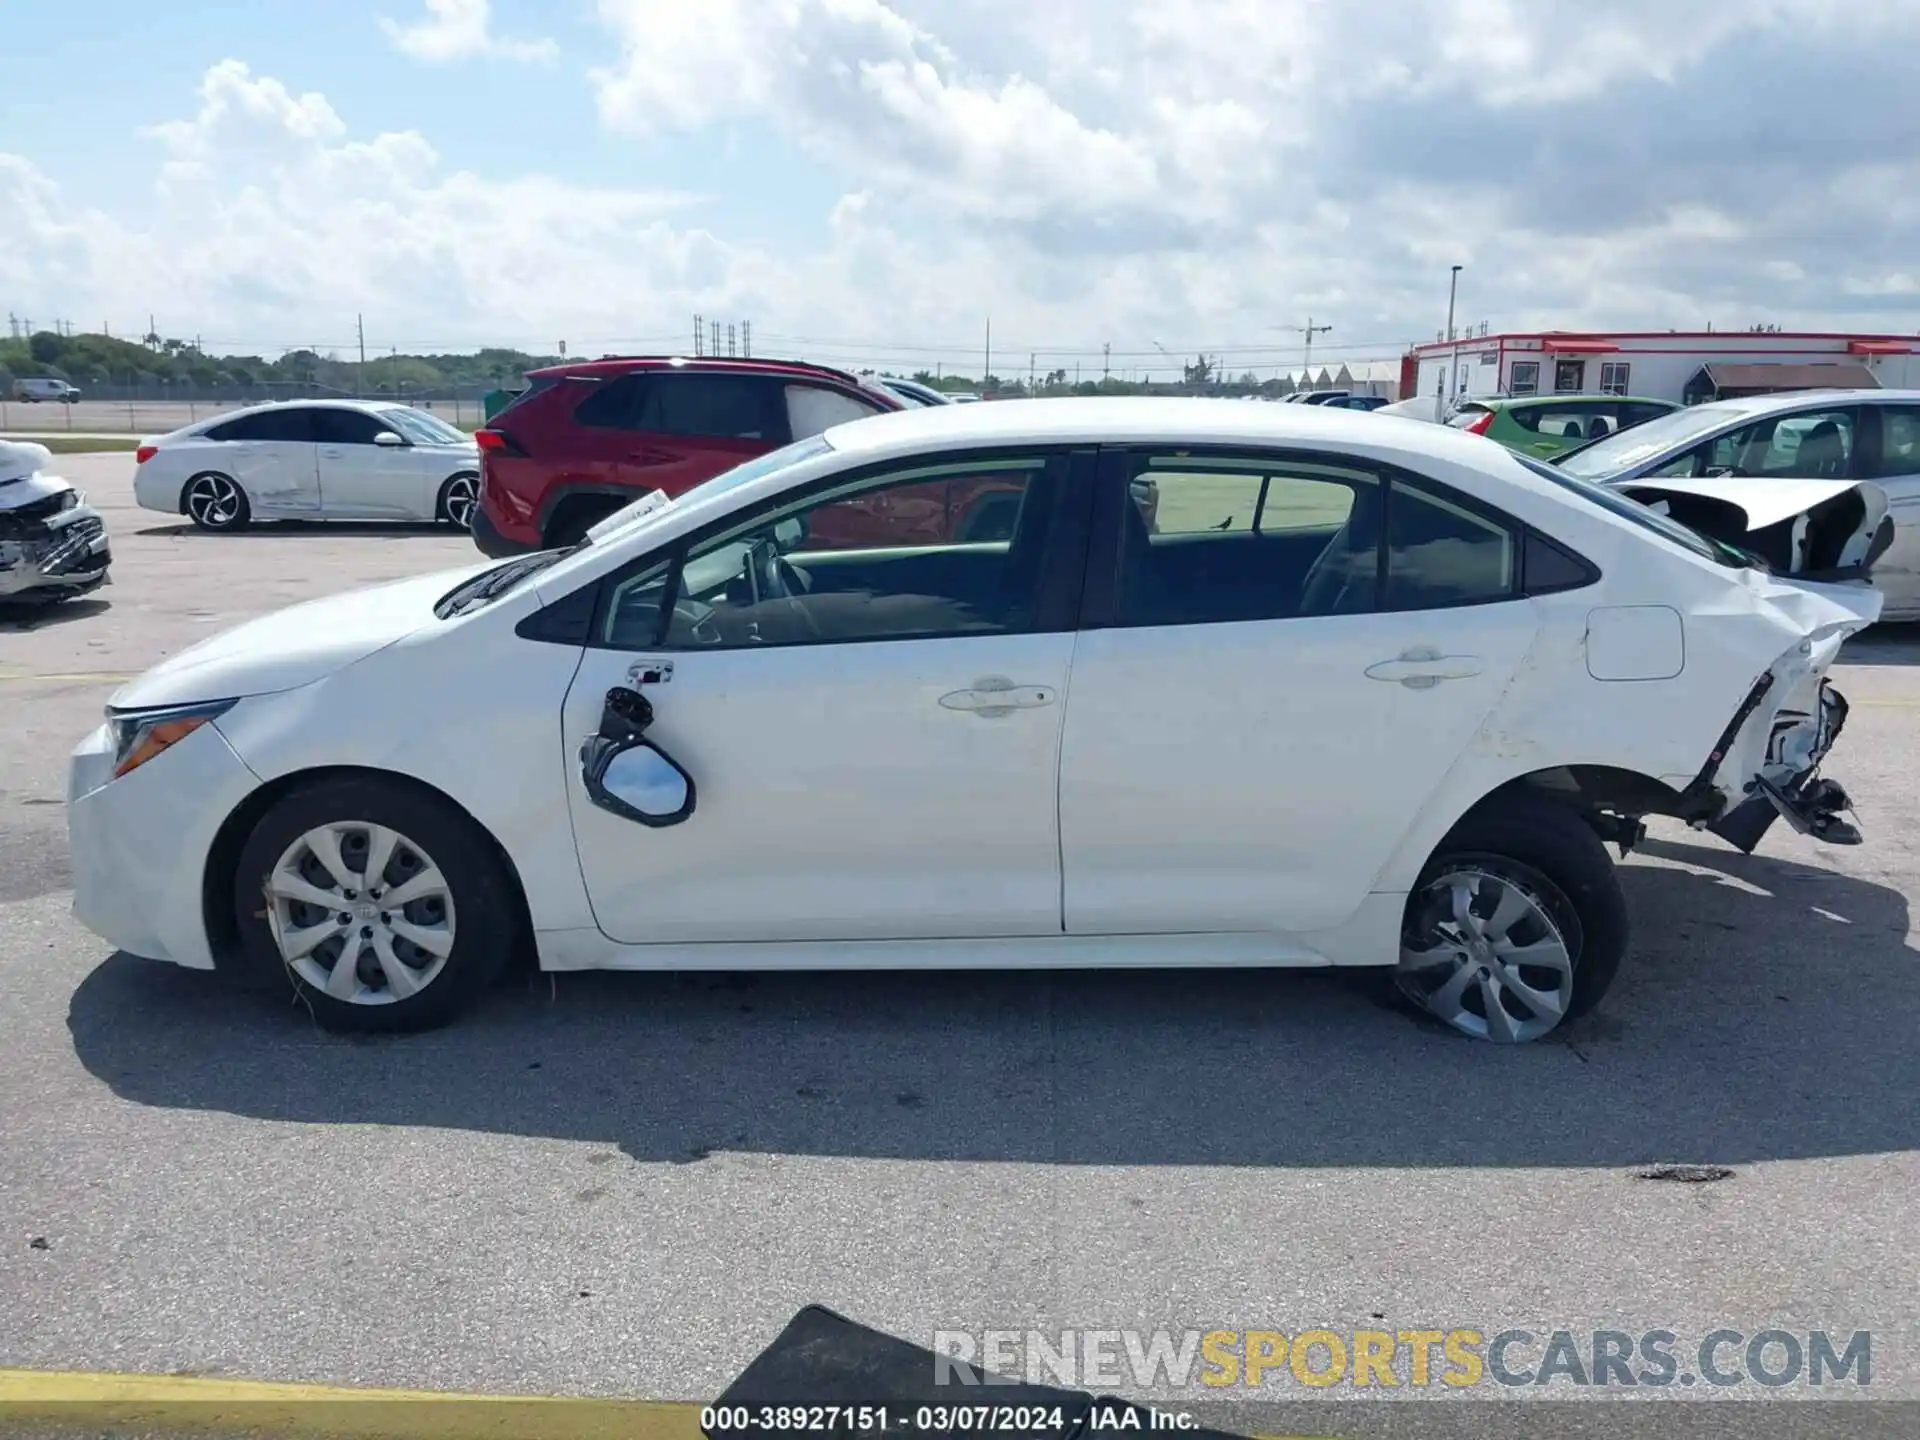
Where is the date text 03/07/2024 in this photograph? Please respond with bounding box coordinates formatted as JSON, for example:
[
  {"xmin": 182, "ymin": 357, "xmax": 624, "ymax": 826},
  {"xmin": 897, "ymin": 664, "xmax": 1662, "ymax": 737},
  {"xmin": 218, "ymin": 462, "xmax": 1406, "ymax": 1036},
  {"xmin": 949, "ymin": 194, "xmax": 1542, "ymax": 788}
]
[{"xmin": 701, "ymin": 1405, "xmax": 1204, "ymax": 1434}]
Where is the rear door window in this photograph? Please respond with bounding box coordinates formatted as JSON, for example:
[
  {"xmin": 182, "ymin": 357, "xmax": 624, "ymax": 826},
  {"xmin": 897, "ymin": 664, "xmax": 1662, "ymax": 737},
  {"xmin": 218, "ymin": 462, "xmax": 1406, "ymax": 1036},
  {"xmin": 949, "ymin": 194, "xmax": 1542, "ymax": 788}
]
[
  {"xmin": 1510, "ymin": 404, "xmax": 1605, "ymax": 442},
  {"xmin": 208, "ymin": 408, "xmax": 315, "ymax": 442},
  {"xmin": 574, "ymin": 373, "xmax": 784, "ymax": 441},
  {"xmin": 640, "ymin": 375, "xmax": 783, "ymax": 441}
]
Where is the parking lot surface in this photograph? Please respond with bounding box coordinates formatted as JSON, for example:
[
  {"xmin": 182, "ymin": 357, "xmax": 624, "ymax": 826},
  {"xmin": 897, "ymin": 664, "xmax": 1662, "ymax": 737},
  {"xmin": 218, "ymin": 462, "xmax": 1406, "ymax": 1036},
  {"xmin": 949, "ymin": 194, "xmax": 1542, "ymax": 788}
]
[{"xmin": 4, "ymin": 454, "xmax": 1920, "ymax": 1427}]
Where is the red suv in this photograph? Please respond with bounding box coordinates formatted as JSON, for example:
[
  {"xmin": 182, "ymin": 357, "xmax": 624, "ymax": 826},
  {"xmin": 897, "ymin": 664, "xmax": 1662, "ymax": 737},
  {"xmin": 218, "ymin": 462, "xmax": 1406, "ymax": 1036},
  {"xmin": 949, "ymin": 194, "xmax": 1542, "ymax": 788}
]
[{"xmin": 471, "ymin": 357, "xmax": 906, "ymax": 556}]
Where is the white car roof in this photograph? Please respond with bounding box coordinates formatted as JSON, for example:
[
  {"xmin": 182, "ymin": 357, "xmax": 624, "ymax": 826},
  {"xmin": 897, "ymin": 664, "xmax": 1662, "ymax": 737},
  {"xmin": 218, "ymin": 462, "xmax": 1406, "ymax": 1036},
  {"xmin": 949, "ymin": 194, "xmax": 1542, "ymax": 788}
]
[
  {"xmin": 1691, "ymin": 387, "xmax": 1918, "ymax": 416},
  {"xmin": 824, "ymin": 393, "xmax": 1514, "ymax": 468}
]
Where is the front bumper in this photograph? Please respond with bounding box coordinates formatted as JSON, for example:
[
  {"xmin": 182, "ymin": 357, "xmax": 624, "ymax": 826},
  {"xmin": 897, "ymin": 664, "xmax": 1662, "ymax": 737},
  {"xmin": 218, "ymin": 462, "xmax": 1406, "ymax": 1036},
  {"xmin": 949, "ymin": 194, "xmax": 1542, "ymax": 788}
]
[
  {"xmin": 67, "ymin": 718, "xmax": 263, "ymax": 969},
  {"xmin": 0, "ymin": 509, "xmax": 110, "ymax": 597}
]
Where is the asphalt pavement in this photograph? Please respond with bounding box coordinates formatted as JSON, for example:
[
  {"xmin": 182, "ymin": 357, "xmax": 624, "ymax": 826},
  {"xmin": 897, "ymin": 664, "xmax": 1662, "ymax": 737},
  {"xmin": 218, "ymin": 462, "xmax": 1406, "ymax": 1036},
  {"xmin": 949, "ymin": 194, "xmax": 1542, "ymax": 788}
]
[{"xmin": 3, "ymin": 455, "xmax": 1920, "ymax": 1434}]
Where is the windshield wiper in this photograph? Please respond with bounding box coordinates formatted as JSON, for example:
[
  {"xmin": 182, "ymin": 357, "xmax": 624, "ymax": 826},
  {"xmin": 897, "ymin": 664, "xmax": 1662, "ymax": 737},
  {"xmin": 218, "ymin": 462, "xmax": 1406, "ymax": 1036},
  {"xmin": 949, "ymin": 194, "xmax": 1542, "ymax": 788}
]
[{"xmin": 435, "ymin": 548, "xmax": 572, "ymax": 618}]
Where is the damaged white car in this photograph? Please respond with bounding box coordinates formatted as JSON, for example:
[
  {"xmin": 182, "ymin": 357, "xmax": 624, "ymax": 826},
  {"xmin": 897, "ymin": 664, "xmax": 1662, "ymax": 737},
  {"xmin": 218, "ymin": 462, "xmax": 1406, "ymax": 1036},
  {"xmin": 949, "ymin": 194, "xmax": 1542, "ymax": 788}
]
[
  {"xmin": 66, "ymin": 399, "xmax": 1883, "ymax": 1042},
  {"xmin": 0, "ymin": 441, "xmax": 111, "ymax": 606}
]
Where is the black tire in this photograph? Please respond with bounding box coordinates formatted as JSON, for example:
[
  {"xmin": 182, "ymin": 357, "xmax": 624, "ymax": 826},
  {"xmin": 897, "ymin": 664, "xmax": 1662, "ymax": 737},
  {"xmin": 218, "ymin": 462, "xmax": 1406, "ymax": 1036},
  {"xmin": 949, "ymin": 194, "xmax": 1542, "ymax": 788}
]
[
  {"xmin": 229, "ymin": 776, "xmax": 519, "ymax": 1033},
  {"xmin": 436, "ymin": 472, "xmax": 479, "ymax": 528},
  {"xmin": 1398, "ymin": 792, "xmax": 1628, "ymax": 1035},
  {"xmin": 181, "ymin": 472, "xmax": 251, "ymax": 531}
]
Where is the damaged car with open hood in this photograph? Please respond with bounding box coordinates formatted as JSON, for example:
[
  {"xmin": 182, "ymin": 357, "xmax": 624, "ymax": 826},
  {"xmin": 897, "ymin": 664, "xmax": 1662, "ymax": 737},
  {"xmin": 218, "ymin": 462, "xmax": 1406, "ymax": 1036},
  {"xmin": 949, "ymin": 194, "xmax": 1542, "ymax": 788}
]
[
  {"xmin": 0, "ymin": 440, "xmax": 111, "ymax": 606},
  {"xmin": 64, "ymin": 399, "xmax": 1886, "ymax": 1043}
]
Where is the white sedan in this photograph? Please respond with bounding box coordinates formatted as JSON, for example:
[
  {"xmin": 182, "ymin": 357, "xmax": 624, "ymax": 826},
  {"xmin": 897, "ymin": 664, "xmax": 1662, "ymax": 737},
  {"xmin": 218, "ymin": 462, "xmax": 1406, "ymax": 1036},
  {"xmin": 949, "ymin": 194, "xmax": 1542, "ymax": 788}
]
[
  {"xmin": 133, "ymin": 400, "xmax": 481, "ymax": 530},
  {"xmin": 69, "ymin": 399, "xmax": 1883, "ymax": 1042}
]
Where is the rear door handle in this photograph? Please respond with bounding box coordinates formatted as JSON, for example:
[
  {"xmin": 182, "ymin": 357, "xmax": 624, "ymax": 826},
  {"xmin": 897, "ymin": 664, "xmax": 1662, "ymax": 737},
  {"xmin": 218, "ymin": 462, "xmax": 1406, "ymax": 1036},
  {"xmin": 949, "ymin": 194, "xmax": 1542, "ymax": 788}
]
[
  {"xmin": 939, "ymin": 676, "xmax": 1057, "ymax": 717},
  {"xmin": 1365, "ymin": 647, "xmax": 1483, "ymax": 688},
  {"xmin": 320, "ymin": 448, "xmax": 345, "ymax": 459}
]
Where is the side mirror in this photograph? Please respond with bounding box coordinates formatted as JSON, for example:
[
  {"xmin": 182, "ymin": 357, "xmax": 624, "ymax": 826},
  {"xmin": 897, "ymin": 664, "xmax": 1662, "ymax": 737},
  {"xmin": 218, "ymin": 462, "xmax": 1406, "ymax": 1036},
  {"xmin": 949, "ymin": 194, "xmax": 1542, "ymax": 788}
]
[
  {"xmin": 580, "ymin": 686, "xmax": 696, "ymax": 827},
  {"xmin": 772, "ymin": 515, "xmax": 807, "ymax": 552},
  {"xmin": 373, "ymin": 430, "xmax": 407, "ymax": 447}
]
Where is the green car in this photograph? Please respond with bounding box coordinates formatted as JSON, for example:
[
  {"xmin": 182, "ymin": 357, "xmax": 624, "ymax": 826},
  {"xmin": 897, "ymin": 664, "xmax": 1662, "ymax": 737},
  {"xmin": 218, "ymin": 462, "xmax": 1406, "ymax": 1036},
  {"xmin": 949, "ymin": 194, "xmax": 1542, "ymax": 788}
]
[{"xmin": 1448, "ymin": 394, "xmax": 1682, "ymax": 458}]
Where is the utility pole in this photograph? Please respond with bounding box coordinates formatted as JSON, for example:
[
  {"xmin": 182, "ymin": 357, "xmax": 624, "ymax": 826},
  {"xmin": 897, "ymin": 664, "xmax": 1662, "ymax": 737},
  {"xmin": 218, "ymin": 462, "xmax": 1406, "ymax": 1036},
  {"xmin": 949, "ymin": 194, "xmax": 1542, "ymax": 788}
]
[
  {"xmin": 983, "ymin": 317, "xmax": 991, "ymax": 388},
  {"xmin": 1280, "ymin": 318, "xmax": 1333, "ymax": 380},
  {"xmin": 1028, "ymin": 352, "xmax": 1036, "ymax": 391},
  {"xmin": 693, "ymin": 314, "xmax": 703, "ymax": 356},
  {"xmin": 1444, "ymin": 264, "xmax": 1463, "ymax": 418},
  {"xmin": 742, "ymin": 321, "xmax": 751, "ymax": 358},
  {"xmin": 1102, "ymin": 342, "xmax": 1111, "ymax": 381},
  {"xmin": 356, "ymin": 314, "xmax": 367, "ymax": 397}
]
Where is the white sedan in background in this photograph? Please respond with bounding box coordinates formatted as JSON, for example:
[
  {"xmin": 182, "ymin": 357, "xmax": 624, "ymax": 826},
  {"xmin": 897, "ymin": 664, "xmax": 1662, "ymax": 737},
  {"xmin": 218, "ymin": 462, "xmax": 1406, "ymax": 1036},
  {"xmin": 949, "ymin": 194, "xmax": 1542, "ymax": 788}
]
[
  {"xmin": 71, "ymin": 399, "xmax": 1884, "ymax": 1042},
  {"xmin": 133, "ymin": 400, "xmax": 481, "ymax": 531}
]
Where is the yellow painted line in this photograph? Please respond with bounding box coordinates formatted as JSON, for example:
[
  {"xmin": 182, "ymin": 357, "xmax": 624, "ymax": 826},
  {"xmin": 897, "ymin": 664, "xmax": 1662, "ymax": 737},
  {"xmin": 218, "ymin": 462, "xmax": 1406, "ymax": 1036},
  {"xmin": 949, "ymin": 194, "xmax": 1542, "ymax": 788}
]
[{"xmin": 0, "ymin": 1367, "xmax": 704, "ymax": 1440}]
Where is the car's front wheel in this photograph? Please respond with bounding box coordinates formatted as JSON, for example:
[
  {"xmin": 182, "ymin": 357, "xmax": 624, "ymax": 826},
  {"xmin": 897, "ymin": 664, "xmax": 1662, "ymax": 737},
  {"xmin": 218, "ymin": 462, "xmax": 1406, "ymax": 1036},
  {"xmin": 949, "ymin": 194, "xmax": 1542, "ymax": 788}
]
[
  {"xmin": 1394, "ymin": 793, "xmax": 1628, "ymax": 1043},
  {"xmin": 230, "ymin": 776, "xmax": 519, "ymax": 1032}
]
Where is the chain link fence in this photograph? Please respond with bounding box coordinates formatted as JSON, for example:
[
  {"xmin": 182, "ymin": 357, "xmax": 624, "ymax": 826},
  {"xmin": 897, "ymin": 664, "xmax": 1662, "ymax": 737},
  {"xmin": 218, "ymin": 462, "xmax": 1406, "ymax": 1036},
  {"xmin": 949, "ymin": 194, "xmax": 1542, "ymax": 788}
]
[{"xmin": 0, "ymin": 375, "xmax": 496, "ymax": 435}]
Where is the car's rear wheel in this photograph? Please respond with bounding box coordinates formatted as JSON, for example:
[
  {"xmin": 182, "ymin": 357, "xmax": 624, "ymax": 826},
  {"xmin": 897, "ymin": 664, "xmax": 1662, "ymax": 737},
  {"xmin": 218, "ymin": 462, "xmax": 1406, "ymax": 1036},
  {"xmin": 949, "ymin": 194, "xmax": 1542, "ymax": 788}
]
[
  {"xmin": 436, "ymin": 472, "xmax": 479, "ymax": 528},
  {"xmin": 1394, "ymin": 794, "xmax": 1627, "ymax": 1043},
  {"xmin": 230, "ymin": 777, "xmax": 519, "ymax": 1032},
  {"xmin": 183, "ymin": 472, "xmax": 250, "ymax": 531}
]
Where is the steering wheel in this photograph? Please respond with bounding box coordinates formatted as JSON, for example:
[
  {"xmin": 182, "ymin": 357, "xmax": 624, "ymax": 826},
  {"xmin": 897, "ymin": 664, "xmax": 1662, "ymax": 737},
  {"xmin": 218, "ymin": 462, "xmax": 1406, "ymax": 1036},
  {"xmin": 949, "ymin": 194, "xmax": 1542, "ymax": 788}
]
[
  {"xmin": 744, "ymin": 536, "xmax": 822, "ymax": 641},
  {"xmin": 747, "ymin": 536, "xmax": 798, "ymax": 604},
  {"xmin": 669, "ymin": 598, "xmax": 724, "ymax": 646}
]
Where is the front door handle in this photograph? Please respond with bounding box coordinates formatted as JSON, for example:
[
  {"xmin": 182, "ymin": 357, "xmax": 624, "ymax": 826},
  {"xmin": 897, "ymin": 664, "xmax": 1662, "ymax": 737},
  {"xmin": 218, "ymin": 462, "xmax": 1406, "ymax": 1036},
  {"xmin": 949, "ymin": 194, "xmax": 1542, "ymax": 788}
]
[
  {"xmin": 939, "ymin": 676, "xmax": 1057, "ymax": 717},
  {"xmin": 1365, "ymin": 647, "xmax": 1483, "ymax": 689}
]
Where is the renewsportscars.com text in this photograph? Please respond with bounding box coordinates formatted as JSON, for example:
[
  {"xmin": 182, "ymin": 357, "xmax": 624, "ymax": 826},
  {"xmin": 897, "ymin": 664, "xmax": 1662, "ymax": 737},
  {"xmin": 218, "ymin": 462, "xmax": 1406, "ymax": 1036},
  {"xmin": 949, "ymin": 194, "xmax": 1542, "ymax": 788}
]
[{"xmin": 931, "ymin": 1328, "xmax": 1872, "ymax": 1390}]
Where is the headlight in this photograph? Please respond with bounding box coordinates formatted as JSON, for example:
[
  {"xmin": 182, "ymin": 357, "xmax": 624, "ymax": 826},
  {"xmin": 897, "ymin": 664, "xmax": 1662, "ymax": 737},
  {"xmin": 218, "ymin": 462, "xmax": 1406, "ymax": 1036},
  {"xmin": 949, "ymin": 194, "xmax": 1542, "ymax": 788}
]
[{"xmin": 108, "ymin": 700, "xmax": 236, "ymax": 778}]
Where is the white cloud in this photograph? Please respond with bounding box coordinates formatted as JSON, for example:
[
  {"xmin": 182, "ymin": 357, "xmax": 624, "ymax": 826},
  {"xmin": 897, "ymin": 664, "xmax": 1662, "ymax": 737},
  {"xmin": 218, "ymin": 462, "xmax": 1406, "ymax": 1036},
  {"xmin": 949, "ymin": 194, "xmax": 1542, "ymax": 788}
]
[
  {"xmin": 6, "ymin": 2, "xmax": 1920, "ymax": 374},
  {"xmin": 0, "ymin": 61, "xmax": 731, "ymax": 352},
  {"xmin": 380, "ymin": 0, "xmax": 558, "ymax": 64}
]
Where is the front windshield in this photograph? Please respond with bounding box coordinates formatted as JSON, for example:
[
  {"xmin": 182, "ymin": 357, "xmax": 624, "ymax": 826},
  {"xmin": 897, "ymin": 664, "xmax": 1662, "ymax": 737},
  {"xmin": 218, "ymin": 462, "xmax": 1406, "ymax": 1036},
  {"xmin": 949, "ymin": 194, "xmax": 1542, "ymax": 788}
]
[
  {"xmin": 380, "ymin": 406, "xmax": 468, "ymax": 446},
  {"xmin": 1555, "ymin": 403, "xmax": 1746, "ymax": 479}
]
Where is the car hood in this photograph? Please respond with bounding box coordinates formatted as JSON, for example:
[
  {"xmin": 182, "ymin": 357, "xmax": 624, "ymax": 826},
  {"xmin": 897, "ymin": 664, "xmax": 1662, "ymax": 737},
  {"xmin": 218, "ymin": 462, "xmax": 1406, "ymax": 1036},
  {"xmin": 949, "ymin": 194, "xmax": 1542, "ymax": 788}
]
[
  {"xmin": 108, "ymin": 560, "xmax": 498, "ymax": 711},
  {"xmin": 0, "ymin": 442, "xmax": 59, "ymax": 497}
]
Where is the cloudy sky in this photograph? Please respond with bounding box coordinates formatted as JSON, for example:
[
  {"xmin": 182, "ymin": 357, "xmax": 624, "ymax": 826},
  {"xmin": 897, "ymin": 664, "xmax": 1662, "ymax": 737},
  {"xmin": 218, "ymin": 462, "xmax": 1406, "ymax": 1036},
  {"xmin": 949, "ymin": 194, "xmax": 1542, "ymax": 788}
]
[{"xmin": 3, "ymin": 0, "xmax": 1918, "ymax": 377}]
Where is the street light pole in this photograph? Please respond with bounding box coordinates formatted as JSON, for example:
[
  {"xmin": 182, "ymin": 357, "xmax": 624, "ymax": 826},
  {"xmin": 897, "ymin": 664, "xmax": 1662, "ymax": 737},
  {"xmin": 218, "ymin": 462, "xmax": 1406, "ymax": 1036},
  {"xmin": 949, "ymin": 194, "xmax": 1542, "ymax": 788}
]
[{"xmin": 1444, "ymin": 264, "xmax": 1463, "ymax": 419}]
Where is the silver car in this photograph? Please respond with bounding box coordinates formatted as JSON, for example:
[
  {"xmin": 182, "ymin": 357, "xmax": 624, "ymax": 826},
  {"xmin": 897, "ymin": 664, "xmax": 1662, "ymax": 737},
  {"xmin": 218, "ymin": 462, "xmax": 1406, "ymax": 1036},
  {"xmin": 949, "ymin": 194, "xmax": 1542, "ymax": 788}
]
[{"xmin": 1555, "ymin": 389, "xmax": 1920, "ymax": 620}]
